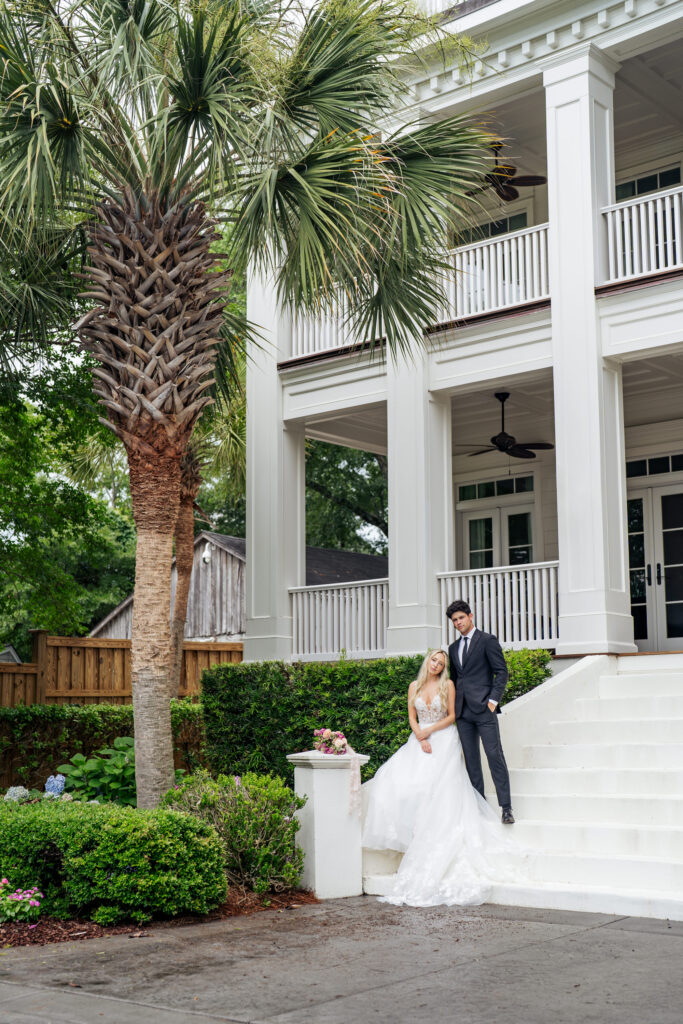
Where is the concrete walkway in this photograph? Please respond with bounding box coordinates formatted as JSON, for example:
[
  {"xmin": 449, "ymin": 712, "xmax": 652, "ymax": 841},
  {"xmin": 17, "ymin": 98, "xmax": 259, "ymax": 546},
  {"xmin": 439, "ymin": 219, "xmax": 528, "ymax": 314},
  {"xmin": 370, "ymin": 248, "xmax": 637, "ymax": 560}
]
[{"xmin": 0, "ymin": 897, "xmax": 681, "ymax": 1024}]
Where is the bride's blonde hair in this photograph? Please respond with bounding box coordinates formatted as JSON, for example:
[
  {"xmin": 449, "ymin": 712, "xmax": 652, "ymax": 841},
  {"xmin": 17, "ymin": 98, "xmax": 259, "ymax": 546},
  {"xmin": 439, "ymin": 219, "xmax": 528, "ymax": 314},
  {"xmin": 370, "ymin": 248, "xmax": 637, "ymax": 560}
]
[{"xmin": 409, "ymin": 648, "xmax": 450, "ymax": 710}]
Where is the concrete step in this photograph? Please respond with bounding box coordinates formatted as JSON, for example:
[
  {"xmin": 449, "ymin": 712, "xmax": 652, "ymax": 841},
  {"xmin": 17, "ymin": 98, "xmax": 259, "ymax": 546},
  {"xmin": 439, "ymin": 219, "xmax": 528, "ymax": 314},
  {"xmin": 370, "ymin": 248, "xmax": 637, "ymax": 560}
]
[
  {"xmin": 546, "ymin": 717, "xmax": 682, "ymax": 744},
  {"xmin": 510, "ymin": 792, "xmax": 683, "ymax": 827},
  {"xmin": 521, "ymin": 741, "xmax": 683, "ymax": 770},
  {"xmin": 599, "ymin": 672, "xmax": 683, "ymax": 698},
  {"xmin": 363, "ymin": 873, "xmax": 683, "ymax": 921},
  {"xmin": 520, "ymin": 851, "xmax": 683, "ymax": 893},
  {"xmin": 487, "ymin": 881, "xmax": 683, "ymax": 922},
  {"xmin": 512, "ymin": 820, "xmax": 683, "ymax": 860},
  {"xmin": 509, "ymin": 767, "xmax": 683, "ymax": 797},
  {"xmin": 576, "ymin": 695, "xmax": 683, "ymax": 720},
  {"xmin": 613, "ymin": 654, "xmax": 683, "ymax": 674}
]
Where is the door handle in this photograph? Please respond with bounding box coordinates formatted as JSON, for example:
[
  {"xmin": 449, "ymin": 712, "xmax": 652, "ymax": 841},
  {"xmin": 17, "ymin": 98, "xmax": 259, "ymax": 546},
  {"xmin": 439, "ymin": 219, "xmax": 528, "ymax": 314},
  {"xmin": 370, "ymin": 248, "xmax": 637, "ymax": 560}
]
[
  {"xmin": 646, "ymin": 564, "xmax": 652, "ymax": 586},
  {"xmin": 656, "ymin": 563, "xmax": 662, "ymax": 585}
]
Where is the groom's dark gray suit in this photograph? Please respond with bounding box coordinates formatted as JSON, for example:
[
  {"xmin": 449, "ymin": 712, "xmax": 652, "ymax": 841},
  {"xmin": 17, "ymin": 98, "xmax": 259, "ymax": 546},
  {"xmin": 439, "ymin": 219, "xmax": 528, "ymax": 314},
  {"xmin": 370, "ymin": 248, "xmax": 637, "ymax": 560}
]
[{"xmin": 448, "ymin": 628, "xmax": 512, "ymax": 810}]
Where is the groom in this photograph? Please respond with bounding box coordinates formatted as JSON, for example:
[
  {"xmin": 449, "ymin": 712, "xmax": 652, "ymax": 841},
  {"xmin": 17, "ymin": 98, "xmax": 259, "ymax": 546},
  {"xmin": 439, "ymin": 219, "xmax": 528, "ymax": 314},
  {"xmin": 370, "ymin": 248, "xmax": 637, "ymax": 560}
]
[{"xmin": 446, "ymin": 599, "xmax": 514, "ymax": 824}]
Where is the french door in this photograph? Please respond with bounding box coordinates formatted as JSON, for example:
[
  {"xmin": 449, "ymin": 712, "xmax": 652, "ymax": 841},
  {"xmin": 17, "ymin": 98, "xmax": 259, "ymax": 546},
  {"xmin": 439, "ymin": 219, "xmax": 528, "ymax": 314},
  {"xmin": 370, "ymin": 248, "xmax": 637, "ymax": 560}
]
[
  {"xmin": 628, "ymin": 484, "xmax": 683, "ymax": 651},
  {"xmin": 463, "ymin": 505, "xmax": 534, "ymax": 569}
]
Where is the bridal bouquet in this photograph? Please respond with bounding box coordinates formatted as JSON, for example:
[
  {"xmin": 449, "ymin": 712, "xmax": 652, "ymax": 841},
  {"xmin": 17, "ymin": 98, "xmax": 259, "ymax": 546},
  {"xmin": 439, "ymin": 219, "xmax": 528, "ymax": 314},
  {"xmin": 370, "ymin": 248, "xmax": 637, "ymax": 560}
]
[{"xmin": 313, "ymin": 728, "xmax": 348, "ymax": 755}]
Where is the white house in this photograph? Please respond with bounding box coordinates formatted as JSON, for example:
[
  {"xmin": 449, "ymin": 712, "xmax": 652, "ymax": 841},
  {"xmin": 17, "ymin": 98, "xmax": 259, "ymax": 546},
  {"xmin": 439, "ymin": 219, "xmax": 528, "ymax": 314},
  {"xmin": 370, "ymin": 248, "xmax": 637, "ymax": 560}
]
[
  {"xmin": 247, "ymin": 0, "xmax": 683, "ymax": 919},
  {"xmin": 246, "ymin": 0, "xmax": 683, "ymax": 665}
]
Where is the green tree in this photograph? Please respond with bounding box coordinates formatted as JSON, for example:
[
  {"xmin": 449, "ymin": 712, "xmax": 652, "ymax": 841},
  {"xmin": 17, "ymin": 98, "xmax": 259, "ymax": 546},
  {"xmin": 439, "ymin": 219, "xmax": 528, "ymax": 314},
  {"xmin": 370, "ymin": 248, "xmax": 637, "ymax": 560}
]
[
  {"xmin": 306, "ymin": 442, "xmax": 388, "ymax": 554},
  {"xmin": 1, "ymin": 0, "xmax": 494, "ymax": 805}
]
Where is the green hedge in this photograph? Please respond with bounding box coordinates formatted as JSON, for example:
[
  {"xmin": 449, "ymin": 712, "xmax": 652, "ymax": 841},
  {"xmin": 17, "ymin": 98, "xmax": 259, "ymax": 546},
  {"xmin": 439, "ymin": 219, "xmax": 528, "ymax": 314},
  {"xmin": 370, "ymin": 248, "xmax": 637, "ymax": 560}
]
[
  {"xmin": 0, "ymin": 699, "xmax": 204, "ymax": 790},
  {"xmin": 202, "ymin": 649, "xmax": 552, "ymax": 783},
  {"xmin": 0, "ymin": 801, "xmax": 227, "ymax": 924}
]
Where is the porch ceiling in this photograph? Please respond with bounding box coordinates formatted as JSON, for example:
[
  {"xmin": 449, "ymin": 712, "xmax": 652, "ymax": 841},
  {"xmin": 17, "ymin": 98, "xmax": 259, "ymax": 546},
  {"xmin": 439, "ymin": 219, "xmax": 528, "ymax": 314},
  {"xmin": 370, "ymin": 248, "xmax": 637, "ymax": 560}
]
[
  {"xmin": 623, "ymin": 354, "xmax": 683, "ymax": 429},
  {"xmin": 305, "ymin": 403, "xmax": 387, "ymax": 455},
  {"xmin": 451, "ymin": 371, "xmax": 554, "ymax": 454}
]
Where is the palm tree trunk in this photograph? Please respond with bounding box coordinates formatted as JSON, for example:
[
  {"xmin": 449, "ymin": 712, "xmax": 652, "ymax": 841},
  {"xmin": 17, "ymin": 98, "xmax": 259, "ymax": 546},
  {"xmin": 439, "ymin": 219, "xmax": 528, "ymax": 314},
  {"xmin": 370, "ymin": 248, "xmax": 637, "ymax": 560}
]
[
  {"xmin": 128, "ymin": 451, "xmax": 181, "ymax": 808},
  {"xmin": 170, "ymin": 490, "xmax": 196, "ymax": 699}
]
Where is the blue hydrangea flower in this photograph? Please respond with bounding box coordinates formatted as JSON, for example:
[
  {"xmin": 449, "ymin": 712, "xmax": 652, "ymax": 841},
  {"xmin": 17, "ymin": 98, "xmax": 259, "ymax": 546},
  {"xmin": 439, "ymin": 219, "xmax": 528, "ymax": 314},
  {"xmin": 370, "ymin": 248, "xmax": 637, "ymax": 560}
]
[
  {"xmin": 3, "ymin": 786, "xmax": 30, "ymax": 802},
  {"xmin": 44, "ymin": 774, "xmax": 66, "ymax": 796}
]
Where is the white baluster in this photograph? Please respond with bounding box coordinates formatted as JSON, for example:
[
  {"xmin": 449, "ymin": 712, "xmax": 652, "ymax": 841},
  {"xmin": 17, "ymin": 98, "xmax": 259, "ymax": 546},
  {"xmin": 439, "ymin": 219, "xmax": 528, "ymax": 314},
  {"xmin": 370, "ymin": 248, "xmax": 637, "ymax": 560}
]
[{"xmin": 665, "ymin": 195, "xmax": 674, "ymax": 268}]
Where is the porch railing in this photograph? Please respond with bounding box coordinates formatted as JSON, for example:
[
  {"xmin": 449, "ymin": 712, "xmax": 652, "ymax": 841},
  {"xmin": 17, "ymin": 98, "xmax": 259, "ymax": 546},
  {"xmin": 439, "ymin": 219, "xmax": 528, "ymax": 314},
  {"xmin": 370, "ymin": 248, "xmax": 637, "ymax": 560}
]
[
  {"xmin": 447, "ymin": 223, "xmax": 550, "ymax": 319},
  {"xmin": 290, "ymin": 579, "xmax": 389, "ymax": 661},
  {"xmin": 288, "ymin": 223, "xmax": 550, "ymax": 358},
  {"xmin": 438, "ymin": 561, "xmax": 559, "ymax": 649},
  {"xmin": 603, "ymin": 185, "xmax": 683, "ymax": 283}
]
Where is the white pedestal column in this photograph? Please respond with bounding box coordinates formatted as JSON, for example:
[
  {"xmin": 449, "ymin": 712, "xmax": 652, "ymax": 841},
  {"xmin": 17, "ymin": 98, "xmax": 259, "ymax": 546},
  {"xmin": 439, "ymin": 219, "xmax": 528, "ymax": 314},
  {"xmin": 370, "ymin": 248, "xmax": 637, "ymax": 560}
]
[
  {"xmin": 385, "ymin": 354, "xmax": 454, "ymax": 655},
  {"xmin": 544, "ymin": 45, "xmax": 636, "ymax": 655},
  {"xmin": 287, "ymin": 750, "xmax": 370, "ymax": 899},
  {"xmin": 244, "ymin": 269, "xmax": 305, "ymax": 662}
]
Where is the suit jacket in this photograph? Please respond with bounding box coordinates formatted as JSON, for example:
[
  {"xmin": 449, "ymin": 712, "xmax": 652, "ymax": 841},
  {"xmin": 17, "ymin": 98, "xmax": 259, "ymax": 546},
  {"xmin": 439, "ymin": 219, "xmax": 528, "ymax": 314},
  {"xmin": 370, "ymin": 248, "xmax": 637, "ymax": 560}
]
[{"xmin": 448, "ymin": 629, "xmax": 508, "ymax": 718}]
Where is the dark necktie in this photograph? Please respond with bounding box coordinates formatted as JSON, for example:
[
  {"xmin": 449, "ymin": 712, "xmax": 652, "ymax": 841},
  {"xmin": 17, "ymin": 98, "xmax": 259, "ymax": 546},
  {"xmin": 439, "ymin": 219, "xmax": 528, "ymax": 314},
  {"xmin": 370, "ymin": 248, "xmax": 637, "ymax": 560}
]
[{"xmin": 460, "ymin": 636, "xmax": 469, "ymax": 665}]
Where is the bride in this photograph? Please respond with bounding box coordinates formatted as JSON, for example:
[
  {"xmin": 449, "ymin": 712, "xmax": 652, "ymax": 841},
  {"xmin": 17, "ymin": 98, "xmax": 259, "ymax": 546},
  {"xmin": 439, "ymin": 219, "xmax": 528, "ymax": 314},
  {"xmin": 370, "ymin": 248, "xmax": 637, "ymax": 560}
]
[{"xmin": 362, "ymin": 648, "xmax": 520, "ymax": 907}]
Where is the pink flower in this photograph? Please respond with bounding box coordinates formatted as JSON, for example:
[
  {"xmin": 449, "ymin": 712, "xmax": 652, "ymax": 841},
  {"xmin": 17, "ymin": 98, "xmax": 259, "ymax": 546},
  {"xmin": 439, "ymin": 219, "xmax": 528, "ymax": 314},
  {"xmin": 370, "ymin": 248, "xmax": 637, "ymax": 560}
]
[
  {"xmin": 29, "ymin": 900, "xmax": 39, "ymax": 906},
  {"xmin": 322, "ymin": 729, "xmax": 332, "ymax": 740},
  {"xmin": 0, "ymin": 879, "xmax": 8, "ymax": 886}
]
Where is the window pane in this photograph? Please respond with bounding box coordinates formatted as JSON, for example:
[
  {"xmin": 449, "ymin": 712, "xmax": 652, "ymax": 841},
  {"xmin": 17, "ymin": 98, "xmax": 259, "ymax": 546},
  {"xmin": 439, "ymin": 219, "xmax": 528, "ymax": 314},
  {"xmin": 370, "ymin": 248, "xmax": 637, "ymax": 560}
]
[
  {"xmin": 627, "ymin": 498, "xmax": 644, "ymax": 533},
  {"xmin": 666, "ymin": 601, "xmax": 683, "ymax": 638},
  {"xmin": 508, "ymin": 213, "xmax": 528, "ymax": 232},
  {"xmin": 671, "ymin": 454, "xmax": 683, "ymax": 473},
  {"xmin": 636, "ymin": 174, "xmax": 658, "ymax": 195},
  {"xmin": 616, "ymin": 180, "xmax": 635, "ymax": 201},
  {"xmin": 496, "ymin": 478, "xmax": 515, "ymax": 496},
  {"xmin": 508, "ymin": 512, "xmax": 531, "ymax": 547},
  {"xmin": 459, "ymin": 484, "xmax": 477, "ymax": 501},
  {"xmin": 628, "ymin": 533, "xmax": 645, "ymax": 568},
  {"xmin": 477, "ymin": 481, "xmax": 495, "ymax": 499},
  {"xmin": 509, "ymin": 546, "xmax": 532, "ymax": 565},
  {"xmin": 662, "ymin": 494, "xmax": 683, "ymax": 530},
  {"xmin": 659, "ymin": 167, "xmax": 681, "ymax": 189},
  {"xmin": 663, "ymin": 529, "xmax": 683, "ymax": 565},
  {"xmin": 515, "ymin": 476, "xmax": 534, "ymax": 493},
  {"xmin": 626, "ymin": 460, "xmax": 647, "ymax": 478},
  {"xmin": 470, "ymin": 549, "xmax": 493, "ymax": 569},
  {"xmin": 489, "ymin": 218, "xmax": 508, "ymax": 236},
  {"xmin": 665, "ymin": 566, "xmax": 683, "ymax": 602},
  {"xmin": 630, "ymin": 568, "xmax": 646, "ymax": 603},
  {"xmin": 632, "ymin": 604, "xmax": 648, "ymax": 641},
  {"xmin": 469, "ymin": 518, "xmax": 493, "ymax": 551},
  {"xmin": 648, "ymin": 456, "xmax": 670, "ymax": 475}
]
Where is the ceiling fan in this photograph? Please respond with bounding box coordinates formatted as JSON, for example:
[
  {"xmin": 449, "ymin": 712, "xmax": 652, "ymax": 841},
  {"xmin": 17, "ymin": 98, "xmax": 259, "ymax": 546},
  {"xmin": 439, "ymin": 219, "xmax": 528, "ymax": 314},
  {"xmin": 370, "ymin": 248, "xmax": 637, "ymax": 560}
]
[
  {"xmin": 476, "ymin": 144, "xmax": 547, "ymax": 203},
  {"xmin": 461, "ymin": 392, "xmax": 554, "ymax": 460}
]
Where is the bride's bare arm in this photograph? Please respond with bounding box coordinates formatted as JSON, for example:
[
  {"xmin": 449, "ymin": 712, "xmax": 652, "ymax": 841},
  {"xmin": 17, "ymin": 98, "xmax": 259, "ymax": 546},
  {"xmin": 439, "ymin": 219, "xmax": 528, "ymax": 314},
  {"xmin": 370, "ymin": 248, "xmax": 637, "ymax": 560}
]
[{"xmin": 422, "ymin": 680, "xmax": 456, "ymax": 736}]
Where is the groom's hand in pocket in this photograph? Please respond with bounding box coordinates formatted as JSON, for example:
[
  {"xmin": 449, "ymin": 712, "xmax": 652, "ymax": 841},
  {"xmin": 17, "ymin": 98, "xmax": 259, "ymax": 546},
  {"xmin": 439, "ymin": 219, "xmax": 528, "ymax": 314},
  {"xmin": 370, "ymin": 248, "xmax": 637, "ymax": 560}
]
[{"xmin": 420, "ymin": 740, "xmax": 433, "ymax": 754}]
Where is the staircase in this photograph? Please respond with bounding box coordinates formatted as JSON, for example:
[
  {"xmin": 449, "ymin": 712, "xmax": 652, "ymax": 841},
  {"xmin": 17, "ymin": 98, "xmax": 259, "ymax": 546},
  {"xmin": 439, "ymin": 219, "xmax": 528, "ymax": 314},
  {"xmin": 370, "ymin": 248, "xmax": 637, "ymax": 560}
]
[{"xmin": 365, "ymin": 655, "xmax": 683, "ymax": 920}]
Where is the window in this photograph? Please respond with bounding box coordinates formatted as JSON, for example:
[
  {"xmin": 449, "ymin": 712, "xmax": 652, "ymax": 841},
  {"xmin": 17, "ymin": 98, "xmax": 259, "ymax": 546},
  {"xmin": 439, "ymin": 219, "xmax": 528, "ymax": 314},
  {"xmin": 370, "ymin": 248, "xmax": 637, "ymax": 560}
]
[
  {"xmin": 615, "ymin": 166, "xmax": 681, "ymax": 202},
  {"xmin": 626, "ymin": 453, "xmax": 683, "ymax": 480},
  {"xmin": 463, "ymin": 506, "xmax": 535, "ymax": 569},
  {"xmin": 456, "ymin": 212, "xmax": 528, "ymax": 247},
  {"xmin": 458, "ymin": 476, "xmax": 533, "ymax": 503}
]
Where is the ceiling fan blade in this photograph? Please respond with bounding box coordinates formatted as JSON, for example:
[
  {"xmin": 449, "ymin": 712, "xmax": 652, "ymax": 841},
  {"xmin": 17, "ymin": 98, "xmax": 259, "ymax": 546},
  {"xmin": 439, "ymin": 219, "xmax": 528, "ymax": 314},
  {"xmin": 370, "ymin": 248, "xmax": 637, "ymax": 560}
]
[
  {"xmin": 467, "ymin": 447, "xmax": 497, "ymax": 457},
  {"xmin": 494, "ymin": 182, "xmax": 519, "ymax": 202},
  {"xmin": 509, "ymin": 175, "xmax": 547, "ymax": 187},
  {"xmin": 507, "ymin": 446, "xmax": 537, "ymax": 460},
  {"xmin": 516, "ymin": 441, "xmax": 554, "ymax": 450},
  {"xmin": 453, "ymin": 442, "xmax": 490, "ymax": 448}
]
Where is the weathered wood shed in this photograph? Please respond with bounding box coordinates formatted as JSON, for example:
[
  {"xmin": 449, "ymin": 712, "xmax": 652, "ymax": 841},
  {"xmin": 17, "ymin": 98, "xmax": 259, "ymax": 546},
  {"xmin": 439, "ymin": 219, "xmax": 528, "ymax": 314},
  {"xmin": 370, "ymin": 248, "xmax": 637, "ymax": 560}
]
[{"xmin": 90, "ymin": 531, "xmax": 387, "ymax": 640}]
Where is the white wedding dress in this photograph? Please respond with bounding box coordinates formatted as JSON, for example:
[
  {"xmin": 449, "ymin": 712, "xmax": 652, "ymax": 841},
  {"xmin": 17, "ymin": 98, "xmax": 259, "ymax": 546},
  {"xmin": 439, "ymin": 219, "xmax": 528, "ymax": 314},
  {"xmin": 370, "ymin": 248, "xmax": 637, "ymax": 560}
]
[{"xmin": 362, "ymin": 694, "xmax": 523, "ymax": 907}]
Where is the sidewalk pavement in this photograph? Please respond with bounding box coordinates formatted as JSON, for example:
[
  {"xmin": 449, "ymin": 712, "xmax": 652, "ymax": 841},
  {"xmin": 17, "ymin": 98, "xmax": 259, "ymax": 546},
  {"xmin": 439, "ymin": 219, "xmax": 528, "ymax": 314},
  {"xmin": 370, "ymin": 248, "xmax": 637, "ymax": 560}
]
[{"xmin": 0, "ymin": 897, "xmax": 681, "ymax": 1024}]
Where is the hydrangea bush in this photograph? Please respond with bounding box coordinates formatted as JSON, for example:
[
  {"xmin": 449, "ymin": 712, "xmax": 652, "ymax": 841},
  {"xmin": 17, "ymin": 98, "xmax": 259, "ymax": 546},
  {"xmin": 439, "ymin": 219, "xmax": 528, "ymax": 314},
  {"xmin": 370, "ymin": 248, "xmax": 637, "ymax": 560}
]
[
  {"xmin": 162, "ymin": 770, "xmax": 306, "ymax": 895},
  {"xmin": 0, "ymin": 879, "xmax": 43, "ymax": 923},
  {"xmin": 3, "ymin": 787, "xmax": 30, "ymax": 803},
  {"xmin": 0, "ymin": 801, "xmax": 226, "ymax": 924}
]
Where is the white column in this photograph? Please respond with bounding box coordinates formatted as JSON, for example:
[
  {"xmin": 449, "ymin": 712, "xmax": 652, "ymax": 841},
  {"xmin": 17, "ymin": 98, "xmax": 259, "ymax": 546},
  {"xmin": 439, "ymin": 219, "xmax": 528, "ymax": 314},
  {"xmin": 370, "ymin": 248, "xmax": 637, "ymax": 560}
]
[
  {"xmin": 544, "ymin": 46, "xmax": 636, "ymax": 654},
  {"xmin": 385, "ymin": 353, "xmax": 454, "ymax": 655},
  {"xmin": 244, "ymin": 268, "xmax": 305, "ymax": 661},
  {"xmin": 287, "ymin": 750, "xmax": 370, "ymax": 899}
]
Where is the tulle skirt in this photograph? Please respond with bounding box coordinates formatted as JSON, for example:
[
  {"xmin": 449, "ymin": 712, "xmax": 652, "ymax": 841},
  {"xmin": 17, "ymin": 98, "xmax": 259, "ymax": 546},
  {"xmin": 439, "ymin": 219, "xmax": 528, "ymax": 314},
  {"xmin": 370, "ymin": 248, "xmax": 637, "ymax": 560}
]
[{"xmin": 362, "ymin": 726, "xmax": 523, "ymax": 907}]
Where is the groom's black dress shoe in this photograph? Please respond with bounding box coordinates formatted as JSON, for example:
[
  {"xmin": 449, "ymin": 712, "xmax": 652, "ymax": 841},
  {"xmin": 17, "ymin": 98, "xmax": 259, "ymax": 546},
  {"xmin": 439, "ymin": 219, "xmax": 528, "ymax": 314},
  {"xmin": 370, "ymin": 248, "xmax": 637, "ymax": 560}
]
[{"xmin": 502, "ymin": 808, "xmax": 515, "ymax": 824}]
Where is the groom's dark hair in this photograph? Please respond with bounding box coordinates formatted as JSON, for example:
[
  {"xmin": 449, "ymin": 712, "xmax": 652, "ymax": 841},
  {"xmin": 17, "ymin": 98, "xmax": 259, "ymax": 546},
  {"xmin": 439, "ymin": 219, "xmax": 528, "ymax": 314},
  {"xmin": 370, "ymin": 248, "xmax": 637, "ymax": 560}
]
[{"xmin": 446, "ymin": 599, "xmax": 472, "ymax": 619}]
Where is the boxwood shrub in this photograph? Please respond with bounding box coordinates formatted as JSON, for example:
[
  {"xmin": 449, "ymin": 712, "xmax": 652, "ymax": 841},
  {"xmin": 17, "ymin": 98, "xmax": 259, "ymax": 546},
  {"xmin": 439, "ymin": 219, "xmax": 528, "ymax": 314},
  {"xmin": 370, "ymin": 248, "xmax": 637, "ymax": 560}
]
[
  {"xmin": 0, "ymin": 698, "xmax": 204, "ymax": 789},
  {"xmin": 0, "ymin": 801, "xmax": 227, "ymax": 924},
  {"xmin": 202, "ymin": 649, "xmax": 552, "ymax": 782}
]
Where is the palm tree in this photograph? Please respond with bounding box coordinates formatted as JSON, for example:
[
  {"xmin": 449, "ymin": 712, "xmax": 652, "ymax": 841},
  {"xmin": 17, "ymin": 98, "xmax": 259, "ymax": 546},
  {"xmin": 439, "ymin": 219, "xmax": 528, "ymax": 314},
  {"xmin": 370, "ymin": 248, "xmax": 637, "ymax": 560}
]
[{"xmin": 0, "ymin": 0, "xmax": 495, "ymax": 806}]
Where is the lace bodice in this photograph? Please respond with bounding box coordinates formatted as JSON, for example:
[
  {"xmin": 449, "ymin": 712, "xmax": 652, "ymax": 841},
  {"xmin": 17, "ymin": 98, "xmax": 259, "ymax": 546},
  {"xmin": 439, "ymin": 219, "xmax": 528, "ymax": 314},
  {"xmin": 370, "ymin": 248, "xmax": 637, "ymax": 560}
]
[{"xmin": 415, "ymin": 694, "xmax": 447, "ymax": 726}]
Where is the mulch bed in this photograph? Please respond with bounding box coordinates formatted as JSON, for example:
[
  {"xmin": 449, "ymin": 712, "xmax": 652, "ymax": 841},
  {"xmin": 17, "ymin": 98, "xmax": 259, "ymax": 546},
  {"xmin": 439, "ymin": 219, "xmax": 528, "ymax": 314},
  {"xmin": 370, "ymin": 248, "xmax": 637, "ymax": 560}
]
[{"xmin": 0, "ymin": 888, "xmax": 319, "ymax": 948}]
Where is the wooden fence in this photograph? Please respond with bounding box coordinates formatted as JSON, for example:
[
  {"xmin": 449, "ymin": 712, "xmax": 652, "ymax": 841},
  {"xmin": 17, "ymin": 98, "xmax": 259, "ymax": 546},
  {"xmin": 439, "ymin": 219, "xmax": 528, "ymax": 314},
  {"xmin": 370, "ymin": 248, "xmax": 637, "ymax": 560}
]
[{"xmin": 0, "ymin": 631, "xmax": 243, "ymax": 708}]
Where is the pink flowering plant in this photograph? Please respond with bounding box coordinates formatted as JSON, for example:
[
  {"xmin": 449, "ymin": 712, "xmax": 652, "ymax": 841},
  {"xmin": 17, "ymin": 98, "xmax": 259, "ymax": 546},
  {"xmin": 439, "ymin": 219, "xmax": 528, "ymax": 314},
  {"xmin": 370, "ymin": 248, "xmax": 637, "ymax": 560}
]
[
  {"xmin": 0, "ymin": 879, "xmax": 43, "ymax": 923},
  {"xmin": 313, "ymin": 729, "xmax": 348, "ymax": 755}
]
